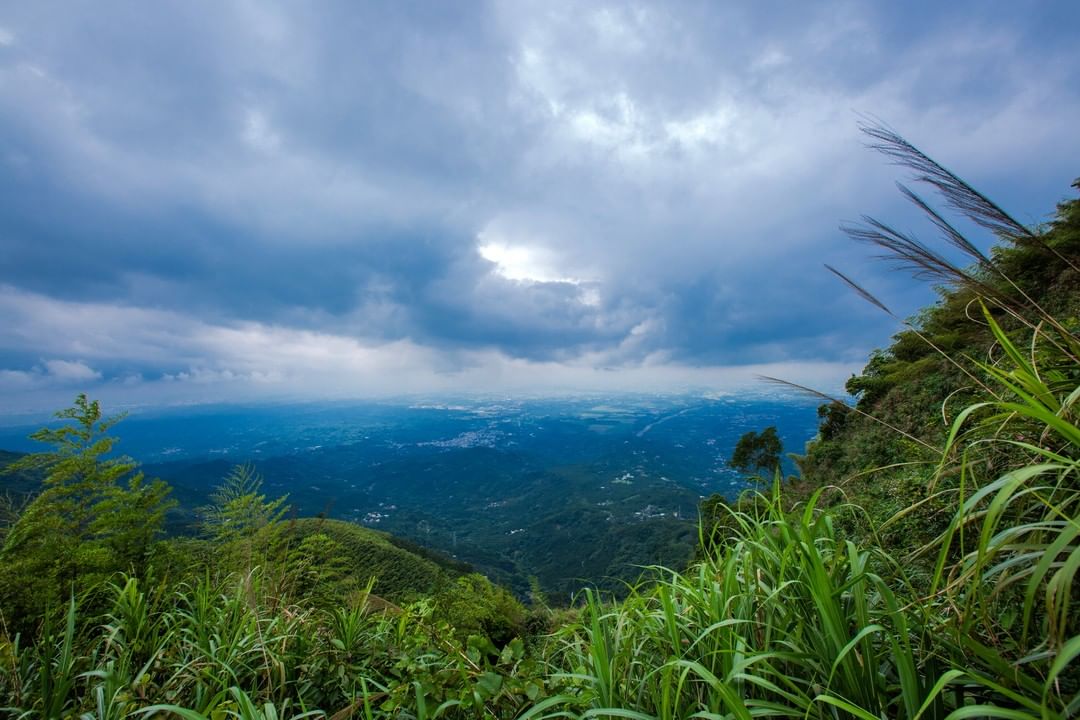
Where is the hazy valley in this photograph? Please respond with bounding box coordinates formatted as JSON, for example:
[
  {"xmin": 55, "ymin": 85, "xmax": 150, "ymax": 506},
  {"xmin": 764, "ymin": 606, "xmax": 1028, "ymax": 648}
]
[{"xmin": 2, "ymin": 393, "xmax": 819, "ymax": 599}]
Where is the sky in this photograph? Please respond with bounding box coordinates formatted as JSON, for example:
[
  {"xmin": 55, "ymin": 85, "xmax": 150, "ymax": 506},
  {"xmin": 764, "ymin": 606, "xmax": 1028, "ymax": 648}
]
[{"xmin": 0, "ymin": 1, "xmax": 1078, "ymax": 415}]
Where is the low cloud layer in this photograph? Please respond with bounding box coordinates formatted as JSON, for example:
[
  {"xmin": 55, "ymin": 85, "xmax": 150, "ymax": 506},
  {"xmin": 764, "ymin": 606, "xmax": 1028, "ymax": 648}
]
[
  {"xmin": 0, "ymin": 1, "xmax": 1078, "ymax": 413},
  {"xmin": 0, "ymin": 284, "xmax": 859, "ymax": 415}
]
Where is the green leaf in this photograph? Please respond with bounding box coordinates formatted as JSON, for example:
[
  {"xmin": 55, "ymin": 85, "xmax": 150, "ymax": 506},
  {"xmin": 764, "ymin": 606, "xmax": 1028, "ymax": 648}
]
[{"xmin": 476, "ymin": 671, "xmax": 503, "ymax": 699}]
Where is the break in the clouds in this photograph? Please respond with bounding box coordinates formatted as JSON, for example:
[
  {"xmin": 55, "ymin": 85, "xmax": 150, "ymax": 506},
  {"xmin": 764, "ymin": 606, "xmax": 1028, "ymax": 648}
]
[{"xmin": 0, "ymin": 1, "xmax": 1078, "ymax": 413}]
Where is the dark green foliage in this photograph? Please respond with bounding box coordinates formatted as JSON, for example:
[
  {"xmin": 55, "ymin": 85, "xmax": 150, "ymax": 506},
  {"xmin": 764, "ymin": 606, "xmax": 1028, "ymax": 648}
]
[
  {"xmin": 0, "ymin": 450, "xmax": 39, "ymax": 501},
  {"xmin": 815, "ymin": 401, "xmax": 850, "ymax": 441},
  {"xmin": 432, "ymin": 574, "xmax": 527, "ymax": 646},
  {"xmin": 0, "ymin": 451, "xmax": 37, "ymax": 550},
  {"xmin": 0, "ymin": 493, "xmax": 28, "ymax": 549},
  {"xmin": 383, "ymin": 533, "xmax": 476, "ymax": 576},
  {"xmin": 695, "ymin": 493, "xmax": 742, "ymax": 557},
  {"xmin": 728, "ymin": 425, "xmax": 782, "ymax": 477},
  {"xmin": 130, "ymin": 396, "xmax": 790, "ymax": 603}
]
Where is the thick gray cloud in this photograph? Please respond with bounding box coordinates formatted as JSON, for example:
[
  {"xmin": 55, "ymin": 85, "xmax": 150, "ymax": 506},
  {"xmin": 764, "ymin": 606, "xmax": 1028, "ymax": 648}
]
[{"xmin": 0, "ymin": 0, "xmax": 1078, "ymax": 412}]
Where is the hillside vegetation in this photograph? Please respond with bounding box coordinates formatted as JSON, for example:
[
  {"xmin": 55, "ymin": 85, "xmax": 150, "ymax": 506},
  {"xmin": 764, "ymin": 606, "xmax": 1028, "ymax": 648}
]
[
  {"xmin": 796, "ymin": 127, "xmax": 1080, "ymax": 560},
  {"xmin": 1, "ymin": 127, "xmax": 1078, "ymax": 718}
]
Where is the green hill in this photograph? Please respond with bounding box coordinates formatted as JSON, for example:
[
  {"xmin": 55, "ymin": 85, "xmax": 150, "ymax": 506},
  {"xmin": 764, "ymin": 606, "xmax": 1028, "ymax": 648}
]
[{"xmin": 257, "ymin": 516, "xmax": 459, "ymax": 605}]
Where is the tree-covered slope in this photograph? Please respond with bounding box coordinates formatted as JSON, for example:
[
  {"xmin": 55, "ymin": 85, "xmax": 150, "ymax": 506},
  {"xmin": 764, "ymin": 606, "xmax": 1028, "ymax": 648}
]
[
  {"xmin": 257, "ymin": 516, "xmax": 457, "ymax": 605},
  {"xmin": 794, "ymin": 134, "xmax": 1080, "ymax": 554}
]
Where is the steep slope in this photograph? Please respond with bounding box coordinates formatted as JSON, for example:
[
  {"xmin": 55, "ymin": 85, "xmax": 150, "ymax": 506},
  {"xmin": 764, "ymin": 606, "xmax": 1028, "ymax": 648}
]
[{"xmin": 797, "ymin": 171, "xmax": 1080, "ymax": 551}]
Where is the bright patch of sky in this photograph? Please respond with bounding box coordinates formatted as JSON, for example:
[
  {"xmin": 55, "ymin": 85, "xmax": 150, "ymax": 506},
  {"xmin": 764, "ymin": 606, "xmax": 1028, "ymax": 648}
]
[{"xmin": 477, "ymin": 233, "xmax": 583, "ymax": 285}]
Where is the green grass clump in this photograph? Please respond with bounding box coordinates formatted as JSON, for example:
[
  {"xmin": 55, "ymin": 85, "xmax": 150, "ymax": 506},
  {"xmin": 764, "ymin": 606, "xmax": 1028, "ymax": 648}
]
[{"xmin": 539, "ymin": 487, "xmax": 942, "ymax": 719}]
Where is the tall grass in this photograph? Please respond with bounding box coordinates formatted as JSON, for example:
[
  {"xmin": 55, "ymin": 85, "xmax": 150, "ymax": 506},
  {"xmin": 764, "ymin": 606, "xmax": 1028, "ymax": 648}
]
[
  {"xmin": 534, "ymin": 485, "xmax": 955, "ymax": 719},
  {"xmin": 0, "ymin": 569, "xmax": 546, "ymax": 717},
  {"xmin": 922, "ymin": 309, "xmax": 1080, "ymax": 714}
]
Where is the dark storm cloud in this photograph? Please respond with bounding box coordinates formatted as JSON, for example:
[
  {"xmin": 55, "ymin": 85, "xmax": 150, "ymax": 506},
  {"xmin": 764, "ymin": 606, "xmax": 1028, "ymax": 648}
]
[{"xmin": 0, "ymin": 0, "xmax": 1078, "ymax": 409}]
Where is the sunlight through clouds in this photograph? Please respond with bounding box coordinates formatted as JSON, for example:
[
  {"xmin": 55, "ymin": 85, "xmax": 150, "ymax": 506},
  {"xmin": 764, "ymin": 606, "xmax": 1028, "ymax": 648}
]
[{"xmin": 477, "ymin": 239, "xmax": 581, "ymax": 285}]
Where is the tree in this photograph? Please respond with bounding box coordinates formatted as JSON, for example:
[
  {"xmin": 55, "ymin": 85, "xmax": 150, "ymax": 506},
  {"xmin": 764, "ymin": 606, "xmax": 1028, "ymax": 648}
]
[
  {"xmin": 287, "ymin": 531, "xmax": 350, "ymax": 607},
  {"xmin": 729, "ymin": 426, "xmax": 783, "ymax": 477},
  {"xmin": 199, "ymin": 463, "xmax": 288, "ymax": 544},
  {"xmin": 0, "ymin": 395, "xmax": 174, "ymax": 625}
]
